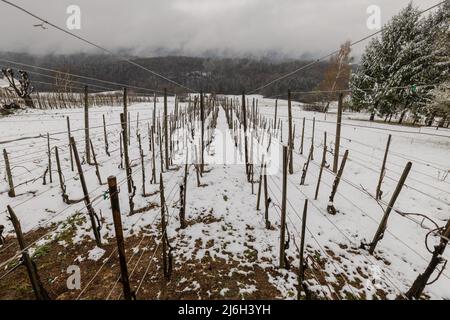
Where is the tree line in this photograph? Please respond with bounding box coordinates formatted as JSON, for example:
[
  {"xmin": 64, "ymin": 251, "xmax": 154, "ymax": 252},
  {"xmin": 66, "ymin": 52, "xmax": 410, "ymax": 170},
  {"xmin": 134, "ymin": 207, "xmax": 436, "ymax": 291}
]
[
  {"xmin": 0, "ymin": 52, "xmax": 330, "ymax": 98},
  {"xmin": 350, "ymin": 2, "xmax": 449, "ymax": 126}
]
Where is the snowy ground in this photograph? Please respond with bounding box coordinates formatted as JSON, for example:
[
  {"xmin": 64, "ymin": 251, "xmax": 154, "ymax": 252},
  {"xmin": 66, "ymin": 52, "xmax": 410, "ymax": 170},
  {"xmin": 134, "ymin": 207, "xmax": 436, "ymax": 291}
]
[{"xmin": 0, "ymin": 95, "xmax": 449, "ymax": 299}]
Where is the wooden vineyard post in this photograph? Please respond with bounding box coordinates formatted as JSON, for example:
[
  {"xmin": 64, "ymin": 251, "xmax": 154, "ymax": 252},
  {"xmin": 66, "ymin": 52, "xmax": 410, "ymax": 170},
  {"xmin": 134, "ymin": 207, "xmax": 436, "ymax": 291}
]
[
  {"xmin": 160, "ymin": 173, "xmax": 172, "ymax": 280},
  {"xmin": 300, "ymin": 117, "xmax": 305, "ymax": 155},
  {"xmin": 55, "ymin": 146, "xmax": 72, "ymax": 204},
  {"xmin": 300, "ymin": 146, "xmax": 313, "ymax": 186},
  {"xmin": 55, "ymin": 146, "xmax": 65, "ymax": 201},
  {"xmin": 274, "ymin": 99, "xmax": 278, "ymax": 133},
  {"xmin": 128, "ymin": 112, "xmax": 131, "ymax": 147},
  {"xmin": 279, "ymin": 146, "xmax": 288, "ymax": 269},
  {"xmin": 242, "ymin": 92, "xmax": 249, "ymax": 180},
  {"xmin": 47, "ymin": 132, "xmax": 52, "ymax": 183},
  {"xmin": 148, "ymin": 123, "xmax": 152, "ymax": 153},
  {"xmin": 280, "ymin": 121, "xmax": 283, "ymax": 143},
  {"xmin": 288, "ymin": 90, "xmax": 294, "ymax": 174},
  {"xmin": 123, "ymin": 87, "xmax": 128, "ymax": 146},
  {"xmin": 314, "ymin": 132, "xmax": 327, "ymax": 200},
  {"xmin": 183, "ymin": 149, "xmax": 190, "ymax": 220},
  {"xmin": 180, "ymin": 152, "xmax": 189, "ymax": 229},
  {"xmin": 153, "ymin": 93, "xmax": 156, "ymax": 130},
  {"xmin": 164, "ymin": 88, "xmax": 169, "ymax": 171},
  {"xmin": 369, "ymin": 162, "xmax": 412, "ymax": 254},
  {"xmin": 151, "ymin": 126, "xmax": 157, "ymax": 184},
  {"xmin": 90, "ymin": 139, "xmax": 103, "ymax": 185},
  {"xmin": 403, "ymin": 217, "xmax": 450, "ymax": 299},
  {"xmin": 200, "ymin": 91, "xmax": 205, "ymax": 174},
  {"xmin": 7, "ymin": 205, "xmax": 50, "ymax": 300},
  {"xmin": 3, "ymin": 149, "xmax": 15, "ymax": 197},
  {"xmin": 159, "ymin": 121, "xmax": 164, "ymax": 173},
  {"xmin": 195, "ymin": 145, "xmax": 201, "ymax": 187},
  {"xmin": 326, "ymin": 149, "xmax": 349, "ymax": 215},
  {"xmin": 107, "ymin": 176, "xmax": 135, "ymax": 300},
  {"xmin": 84, "ymin": 86, "xmax": 91, "ymax": 165},
  {"xmin": 103, "ymin": 114, "xmax": 110, "ymax": 156},
  {"xmin": 160, "ymin": 172, "xmax": 167, "ymax": 275},
  {"xmin": 263, "ymin": 164, "xmax": 271, "ymax": 229},
  {"xmin": 376, "ymin": 134, "xmax": 392, "ymax": 200},
  {"xmin": 119, "ymin": 134, "xmax": 124, "ymax": 169},
  {"xmin": 138, "ymin": 134, "xmax": 146, "ymax": 195},
  {"xmin": 120, "ymin": 113, "xmax": 135, "ymax": 213},
  {"xmin": 70, "ymin": 137, "xmax": 102, "ymax": 246},
  {"xmin": 256, "ymin": 155, "xmax": 265, "ymax": 210},
  {"xmin": 333, "ymin": 93, "xmax": 343, "ymax": 173},
  {"xmin": 67, "ymin": 116, "xmax": 74, "ymax": 171},
  {"xmin": 297, "ymin": 199, "xmax": 309, "ymax": 300}
]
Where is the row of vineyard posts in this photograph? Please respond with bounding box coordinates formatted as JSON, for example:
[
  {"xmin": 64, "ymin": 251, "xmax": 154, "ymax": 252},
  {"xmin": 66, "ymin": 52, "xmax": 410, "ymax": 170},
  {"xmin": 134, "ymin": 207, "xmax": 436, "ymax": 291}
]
[
  {"xmin": 221, "ymin": 90, "xmax": 450, "ymax": 300},
  {"xmin": 1, "ymin": 88, "xmax": 449, "ymax": 300},
  {"xmin": 1, "ymin": 87, "xmax": 220, "ymax": 299}
]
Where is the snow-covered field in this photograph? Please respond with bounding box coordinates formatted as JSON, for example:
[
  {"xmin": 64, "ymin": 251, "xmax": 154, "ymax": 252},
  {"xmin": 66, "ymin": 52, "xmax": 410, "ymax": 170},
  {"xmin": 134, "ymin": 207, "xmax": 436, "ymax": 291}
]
[{"xmin": 0, "ymin": 95, "xmax": 449, "ymax": 299}]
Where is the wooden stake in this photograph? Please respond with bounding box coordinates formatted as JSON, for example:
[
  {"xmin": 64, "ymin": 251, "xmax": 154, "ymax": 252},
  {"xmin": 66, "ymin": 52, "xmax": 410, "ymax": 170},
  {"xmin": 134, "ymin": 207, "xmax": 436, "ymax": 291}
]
[
  {"xmin": 107, "ymin": 176, "xmax": 135, "ymax": 300},
  {"xmin": 263, "ymin": 164, "xmax": 271, "ymax": 230},
  {"xmin": 3, "ymin": 149, "xmax": 15, "ymax": 197},
  {"xmin": 369, "ymin": 161, "xmax": 412, "ymax": 254},
  {"xmin": 151, "ymin": 125, "xmax": 157, "ymax": 184},
  {"xmin": 128, "ymin": 112, "xmax": 131, "ymax": 147},
  {"xmin": 274, "ymin": 99, "xmax": 278, "ymax": 132},
  {"xmin": 279, "ymin": 146, "xmax": 288, "ymax": 268},
  {"xmin": 70, "ymin": 136, "xmax": 102, "ymax": 246},
  {"xmin": 160, "ymin": 172, "xmax": 172, "ymax": 280},
  {"xmin": 159, "ymin": 120, "xmax": 164, "ymax": 173},
  {"xmin": 84, "ymin": 86, "xmax": 91, "ymax": 165},
  {"xmin": 314, "ymin": 132, "xmax": 327, "ymax": 200},
  {"xmin": 123, "ymin": 88, "xmax": 128, "ymax": 146},
  {"xmin": 121, "ymin": 113, "xmax": 134, "ymax": 213},
  {"xmin": 67, "ymin": 116, "xmax": 74, "ymax": 171},
  {"xmin": 47, "ymin": 132, "xmax": 52, "ymax": 183},
  {"xmin": 164, "ymin": 88, "xmax": 169, "ymax": 171},
  {"xmin": 300, "ymin": 117, "xmax": 305, "ymax": 155},
  {"xmin": 90, "ymin": 139, "xmax": 103, "ymax": 185},
  {"xmin": 119, "ymin": 134, "xmax": 123, "ymax": 169},
  {"xmin": 180, "ymin": 152, "xmax": 188, "ymax": 229},
  {"xmin": 7, "ymin": 205, "xmax": 50, "ymax": 300},
  {"xmin": 333, "ymin": 93, "xmax": 343, "ymax": 173},
  {"xmin": 242, "ymin": 92, "xmax": 249, "ymax": 180},
  {"xmin": 297, "ymin": 199, "xmax": 309, "ymax": 300},
  {"xmin": 153, "ymin": 93, "xmax": 156, "ymax": 130},
  {"xmin": 200, "ymin": 91, "xmax": 205, "ymax": 174},
  {"xmin": 327, "ymin": 149, "xmax": 349, "ymax": 215},
  {"xmin": 103, "ymin": 114, "xmax": 110, "ymax": 156},
  {"xmin": 138, "ymin": 134, "xmax": 146, "ymax": 195},
  {"xmin": 256, "ymin": 155, "xmax": 265, "ymax": 210},
  {"xmin": 376, "ymin": 134, "xmax": 392, "ymax": 200},
  {"xmin": 300, "ymin": 146, "xmax": 313, "ymax": 186},
  {"xmin": 55, "ymin": 146, "xmax": 80, "ymax": 204},
  {"xmin": 288, "ymin": 90, "xmax": 294, "ymax": 174}
]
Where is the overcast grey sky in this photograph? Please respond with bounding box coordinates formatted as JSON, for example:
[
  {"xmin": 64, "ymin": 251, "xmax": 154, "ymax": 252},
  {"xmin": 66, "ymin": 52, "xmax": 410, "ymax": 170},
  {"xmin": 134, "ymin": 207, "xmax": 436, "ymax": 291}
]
[{"xmin": 0, "ymin": 0, "xmax": 442, "ymax": 59}]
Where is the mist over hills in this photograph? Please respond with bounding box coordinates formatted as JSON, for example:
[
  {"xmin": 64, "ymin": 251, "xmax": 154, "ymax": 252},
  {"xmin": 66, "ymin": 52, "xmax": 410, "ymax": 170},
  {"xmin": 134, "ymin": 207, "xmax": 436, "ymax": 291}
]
[{"xmin": 0, "ymin": 51, "xmax": 331, "ymax": 97}]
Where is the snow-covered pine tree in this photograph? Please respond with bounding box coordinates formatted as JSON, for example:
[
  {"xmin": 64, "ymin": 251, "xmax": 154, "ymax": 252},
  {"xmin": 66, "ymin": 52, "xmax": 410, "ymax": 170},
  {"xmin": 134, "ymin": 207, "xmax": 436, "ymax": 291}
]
[
  {"xmin": 349, "ymin": 38, "xmax": 384, "ymax": 120},
  {"xmin": 426, "ymin": 81, "xmax": 450, "ymax": 127},
  {"xmin": 423, "ymin": 2, "xmax": 450, "ymax": 125},
  {"xmin": 350, "ymin": 2, "xmax": 449, "ymax": 123}
]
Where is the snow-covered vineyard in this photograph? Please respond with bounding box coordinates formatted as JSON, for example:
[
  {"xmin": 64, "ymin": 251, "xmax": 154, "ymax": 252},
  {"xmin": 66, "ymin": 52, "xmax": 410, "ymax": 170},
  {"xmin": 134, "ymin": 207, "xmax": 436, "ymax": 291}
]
[{"xmin": 0, "ymin": 94, "xmax": 449, "ymax": 300}]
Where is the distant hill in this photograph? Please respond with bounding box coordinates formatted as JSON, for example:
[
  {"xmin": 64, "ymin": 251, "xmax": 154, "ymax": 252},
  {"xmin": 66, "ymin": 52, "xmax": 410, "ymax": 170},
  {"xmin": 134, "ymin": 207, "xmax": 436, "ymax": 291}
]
[{"xmin": 0, "ymin": 52, "xmax": 331, "ymax": 98}]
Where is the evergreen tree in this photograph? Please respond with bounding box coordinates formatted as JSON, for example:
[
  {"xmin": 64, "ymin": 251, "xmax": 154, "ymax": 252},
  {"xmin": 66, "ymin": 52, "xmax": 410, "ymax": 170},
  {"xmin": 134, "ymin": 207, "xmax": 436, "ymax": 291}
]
[{"xmin": 350, "ymin": 2, "xmax": 449, "ymax": 123}]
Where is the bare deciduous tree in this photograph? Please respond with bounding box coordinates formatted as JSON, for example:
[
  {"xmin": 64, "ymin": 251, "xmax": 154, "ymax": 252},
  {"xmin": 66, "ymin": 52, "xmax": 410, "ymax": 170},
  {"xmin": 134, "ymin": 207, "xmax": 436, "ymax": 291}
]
[
  {"xmin": 1, "ymin": 68, "xmax": 35, "ymax": 108},
  {"xmin": 316, "ymin": 41, "xmax": 352, "ymax": 112}
]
